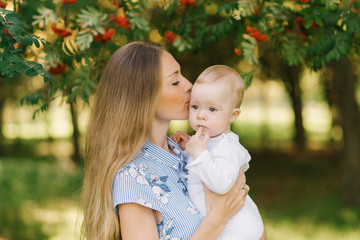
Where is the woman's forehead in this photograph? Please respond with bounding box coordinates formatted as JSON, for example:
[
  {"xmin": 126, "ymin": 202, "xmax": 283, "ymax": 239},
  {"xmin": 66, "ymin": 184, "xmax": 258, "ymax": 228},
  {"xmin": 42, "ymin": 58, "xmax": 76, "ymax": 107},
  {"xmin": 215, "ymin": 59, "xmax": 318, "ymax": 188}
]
[{"xmin": 161, "ymin": 51, "xmax": 180, "ymax": 76}]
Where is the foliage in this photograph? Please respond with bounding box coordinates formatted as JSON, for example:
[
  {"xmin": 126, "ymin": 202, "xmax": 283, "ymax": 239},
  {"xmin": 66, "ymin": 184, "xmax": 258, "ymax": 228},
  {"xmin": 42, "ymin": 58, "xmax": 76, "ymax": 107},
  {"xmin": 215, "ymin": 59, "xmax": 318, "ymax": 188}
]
[
  {"xmin": 1, "ymin": 0, "xmax": 359, "ymax": 114},
  {"xmin": 0, "ymin": 8, "xmax": 52, "ymax": 82}
]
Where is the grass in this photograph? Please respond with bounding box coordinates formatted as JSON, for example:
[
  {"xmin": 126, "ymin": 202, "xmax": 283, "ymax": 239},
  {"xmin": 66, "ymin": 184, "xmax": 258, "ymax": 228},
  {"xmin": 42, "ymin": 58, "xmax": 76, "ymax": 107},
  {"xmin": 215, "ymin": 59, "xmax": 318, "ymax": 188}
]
[
  {"xmin": 247, "ymin": 150, "xmax": 360, "ymax": 240},
  {"xmin": 1, "ymin": 143, "xmax": 360, "ymax": 240},
  {"xmin": 0, "ymin": 155, "xmax": 83, "ymax": 240}
]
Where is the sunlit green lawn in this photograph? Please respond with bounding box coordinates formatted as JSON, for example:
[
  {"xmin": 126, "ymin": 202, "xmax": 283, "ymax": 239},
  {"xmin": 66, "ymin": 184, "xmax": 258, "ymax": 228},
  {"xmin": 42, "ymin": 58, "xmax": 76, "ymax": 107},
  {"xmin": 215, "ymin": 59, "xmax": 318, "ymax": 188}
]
[{"xmin": 1, "ymin": 145, "xmax": 359, "ymax": 240}]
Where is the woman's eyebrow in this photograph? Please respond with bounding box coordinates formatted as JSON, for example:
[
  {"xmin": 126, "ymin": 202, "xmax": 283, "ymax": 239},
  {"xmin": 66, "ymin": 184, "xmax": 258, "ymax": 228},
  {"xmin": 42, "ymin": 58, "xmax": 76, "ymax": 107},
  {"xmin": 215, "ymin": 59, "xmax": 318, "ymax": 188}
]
[{"xmin": 167, "ymin": 70, "xmax": 179, "ymax": 77}]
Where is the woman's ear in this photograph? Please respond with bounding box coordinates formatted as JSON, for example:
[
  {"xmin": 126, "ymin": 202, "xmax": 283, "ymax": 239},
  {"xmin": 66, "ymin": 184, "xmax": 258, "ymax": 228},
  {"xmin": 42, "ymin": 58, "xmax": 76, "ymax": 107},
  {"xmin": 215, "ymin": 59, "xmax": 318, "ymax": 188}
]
[{"xmin": 230, "ymin": 108, "xmax": 241, "ymax": 123}]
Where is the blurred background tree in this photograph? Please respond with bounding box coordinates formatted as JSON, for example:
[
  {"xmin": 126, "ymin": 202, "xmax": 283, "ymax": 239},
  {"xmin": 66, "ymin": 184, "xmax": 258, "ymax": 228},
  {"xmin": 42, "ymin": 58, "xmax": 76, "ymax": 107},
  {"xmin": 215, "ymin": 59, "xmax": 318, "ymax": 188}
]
[{"xmin": 1, "ymin": 0, "xmax": 360, "ymax": 239}]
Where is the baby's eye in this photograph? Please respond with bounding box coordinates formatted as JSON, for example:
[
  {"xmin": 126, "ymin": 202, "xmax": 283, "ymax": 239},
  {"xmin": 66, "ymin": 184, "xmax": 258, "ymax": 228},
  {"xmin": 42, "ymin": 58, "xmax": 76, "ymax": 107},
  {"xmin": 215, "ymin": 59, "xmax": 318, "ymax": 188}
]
[
  {"xmin": 191, "ymin": 105, "xmax": 198, "ymax": 110},
  {"xmin": 209, "ymin": 107, "xmax": 216, "ymax": 112}
]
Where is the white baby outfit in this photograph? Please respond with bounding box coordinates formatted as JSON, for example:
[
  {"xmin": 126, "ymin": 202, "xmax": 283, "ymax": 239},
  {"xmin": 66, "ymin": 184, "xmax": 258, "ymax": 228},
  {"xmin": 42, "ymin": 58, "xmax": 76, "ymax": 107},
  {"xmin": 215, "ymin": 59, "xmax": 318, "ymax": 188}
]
[{"xmin": 186, "ymin": 132, "xmax": 264, "ymax": 240}]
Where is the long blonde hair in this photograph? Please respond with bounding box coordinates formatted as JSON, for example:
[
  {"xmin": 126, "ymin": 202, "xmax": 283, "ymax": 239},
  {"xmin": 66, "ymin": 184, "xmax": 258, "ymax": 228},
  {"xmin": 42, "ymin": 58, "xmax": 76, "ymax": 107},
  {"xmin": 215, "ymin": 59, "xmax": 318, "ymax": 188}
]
[{"xmin": 81, "ymin": 42, "xmax": 163, "ymax": 240}]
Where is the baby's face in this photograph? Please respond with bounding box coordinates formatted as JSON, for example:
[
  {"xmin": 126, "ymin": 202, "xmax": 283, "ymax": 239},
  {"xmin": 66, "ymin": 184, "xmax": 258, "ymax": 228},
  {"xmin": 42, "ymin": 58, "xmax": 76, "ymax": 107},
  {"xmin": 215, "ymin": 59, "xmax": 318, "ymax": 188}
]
[{"xmin": 189, "ymin": 82, "xmax": 236, "ymax": 137}]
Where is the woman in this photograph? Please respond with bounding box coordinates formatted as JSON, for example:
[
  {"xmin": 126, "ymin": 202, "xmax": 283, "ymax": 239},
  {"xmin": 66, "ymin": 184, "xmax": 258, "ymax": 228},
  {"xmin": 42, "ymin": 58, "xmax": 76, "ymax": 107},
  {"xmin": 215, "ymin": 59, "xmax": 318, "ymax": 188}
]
[{"xmin": 81, "ymin": 41, "xmax": 250, "ymax": 240}]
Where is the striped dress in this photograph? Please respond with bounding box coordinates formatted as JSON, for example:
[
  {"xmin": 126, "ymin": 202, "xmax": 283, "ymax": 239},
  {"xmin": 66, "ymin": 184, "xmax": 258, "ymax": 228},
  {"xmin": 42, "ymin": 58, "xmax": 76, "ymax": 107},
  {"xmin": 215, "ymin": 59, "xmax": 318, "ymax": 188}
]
[{"xmin": 112, "ymin": 137, "xmax": 202, "ymax": 239}]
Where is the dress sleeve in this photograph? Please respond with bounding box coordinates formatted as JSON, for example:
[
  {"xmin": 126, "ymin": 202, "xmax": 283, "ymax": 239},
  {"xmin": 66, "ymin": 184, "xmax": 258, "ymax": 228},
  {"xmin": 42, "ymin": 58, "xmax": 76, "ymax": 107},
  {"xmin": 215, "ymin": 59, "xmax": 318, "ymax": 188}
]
[
  {"xmin": 186, "ymin": 142, "xmax": 251, "ymax": 195},
  {"xmin": 112, "ymin": 165, "xmax": 163, "ymax": 214}
]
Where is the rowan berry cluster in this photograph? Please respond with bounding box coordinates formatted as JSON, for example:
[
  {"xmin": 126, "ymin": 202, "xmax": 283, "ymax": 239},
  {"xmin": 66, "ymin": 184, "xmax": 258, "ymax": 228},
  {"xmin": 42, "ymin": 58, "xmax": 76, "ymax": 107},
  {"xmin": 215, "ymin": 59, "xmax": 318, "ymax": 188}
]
[
  {"xmin": 48, "ymin": 63, "xmax": 66, "ymax": 75},
  {"xmin": 110, "ymin": 14, "xmax": 131, "ymax": 29},
  {"xmin": 164, "ymin": 31, "xmax": 179, "ymax": 44},
  {"xmin": 298, "ymin": 0, "xmax": 310, "ymax": 3},
  {"xmin": 52, "ymin": 25, "xmax": 72, "ymax": 37},
  {"xmin": 180, "ymin": 0, "xmax": 195, "ymax": 6},
  {"xmin": 63, "ymin": 0, "xmax": 76, "ymax": 4},
  {"xmin": 93, "ymin": 29, "xmax": 115, "ymax": 43},
  {"xmin": 0, "ymin": 1, "xmax": 7, "ymax": 9},
  {"xmin": 246, "ymin": 26, "xmax": 268, "ymax": 43}
]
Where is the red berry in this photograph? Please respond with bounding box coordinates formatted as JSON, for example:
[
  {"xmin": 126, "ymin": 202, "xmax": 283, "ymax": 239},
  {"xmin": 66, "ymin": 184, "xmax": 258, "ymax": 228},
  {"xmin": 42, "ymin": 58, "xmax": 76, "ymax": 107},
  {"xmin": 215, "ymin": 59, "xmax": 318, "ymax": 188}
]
[
  {"xmin": 164, "ymin": 31, "xmax": 179, "ymax": 44},
  {"xmin": 51, "ymin": 25, "xmax": 72, "ymax": 37},
  {"xmin": 0, "ymin": 1, "xmax": 7, "ymax": 9},
  {"xmin": 234, "ymin": 48, "xmax": 241, "ymax": 56},
  {"xmin": 113, "ymin": 16, "xmax": 131, "ymax": 29},
  {"xmin": 48, "ymin": 63, "xmax": 66, "ymax": 75},
  {"xmin": 63, "ymin": 0, "xmax": 76, "ymax": 4},
  {"xmin": 93, "ymin": 29, "xmax": 115, "ymax": 43}
]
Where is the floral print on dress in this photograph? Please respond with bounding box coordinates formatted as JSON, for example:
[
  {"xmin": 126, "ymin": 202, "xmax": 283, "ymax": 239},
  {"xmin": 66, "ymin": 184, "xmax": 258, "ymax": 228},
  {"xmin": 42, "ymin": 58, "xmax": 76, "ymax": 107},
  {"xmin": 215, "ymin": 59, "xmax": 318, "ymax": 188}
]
[
  {"xmin": 158, "ymin": 219, "xmax": 181, "ymax": 240},
  {"xmin": 187, "ymin": 201, "xmax": 200, "ymax": 215},
  {"xmin": 113, "ymin": 139, "xmax": 203, "ymax": 239},
  {"xmin": 118, "ymin": 162, "xmax": 172, "ymax": 204},
  {"xmin": 136, "ymin": 198, "xmax": 153, "ymax": 208},
  {"xmin": 177, "ymin": 177, "xmax": 188, "ymax": 197},
  {"xmin": 152, "ymin": 185, "xmax": 170, "ymax": 204},
  {"xmin": 129, "ymin": 163, "xmax": 149, "ymax": 185}
]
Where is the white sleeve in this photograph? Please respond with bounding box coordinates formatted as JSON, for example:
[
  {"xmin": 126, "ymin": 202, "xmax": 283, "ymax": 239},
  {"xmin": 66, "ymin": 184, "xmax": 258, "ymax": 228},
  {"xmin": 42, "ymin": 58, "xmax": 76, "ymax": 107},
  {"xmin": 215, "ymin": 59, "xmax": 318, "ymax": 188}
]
[{"xmin": 186, "ymin": 142, "xmax": 250, "ymax": 195}]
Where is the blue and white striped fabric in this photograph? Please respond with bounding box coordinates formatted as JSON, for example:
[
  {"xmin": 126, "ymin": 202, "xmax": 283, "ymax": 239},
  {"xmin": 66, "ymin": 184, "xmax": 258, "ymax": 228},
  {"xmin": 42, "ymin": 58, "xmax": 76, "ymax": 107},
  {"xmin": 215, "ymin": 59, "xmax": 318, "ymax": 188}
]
[{"xmin": 113, "ymin": 137, "xmax": 203, "ymax": 239}]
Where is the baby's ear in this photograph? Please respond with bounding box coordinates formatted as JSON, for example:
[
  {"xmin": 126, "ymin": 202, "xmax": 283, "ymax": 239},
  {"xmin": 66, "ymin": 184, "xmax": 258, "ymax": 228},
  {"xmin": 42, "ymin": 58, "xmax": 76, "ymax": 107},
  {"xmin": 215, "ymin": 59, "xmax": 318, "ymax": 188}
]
[{"xmin": 230, "ymin": 108, "xmax": 241, "ymax": 122}]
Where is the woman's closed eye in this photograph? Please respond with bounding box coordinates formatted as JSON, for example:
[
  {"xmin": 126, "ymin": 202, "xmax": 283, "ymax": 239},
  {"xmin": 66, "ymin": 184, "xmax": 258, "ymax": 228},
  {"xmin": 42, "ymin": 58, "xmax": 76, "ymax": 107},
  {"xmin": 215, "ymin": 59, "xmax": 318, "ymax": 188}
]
[{"xmin": 172, "ymin": 80, "xmax": 180, "ymax": 86}]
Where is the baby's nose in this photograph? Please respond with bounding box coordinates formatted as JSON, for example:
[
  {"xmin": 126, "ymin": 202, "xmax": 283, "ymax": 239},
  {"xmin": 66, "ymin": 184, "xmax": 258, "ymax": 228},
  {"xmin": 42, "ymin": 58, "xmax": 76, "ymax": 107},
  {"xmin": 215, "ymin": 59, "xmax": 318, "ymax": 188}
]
[{"xmin": 198, "ymin": 112, "xmax": 206, "ymax": 121}]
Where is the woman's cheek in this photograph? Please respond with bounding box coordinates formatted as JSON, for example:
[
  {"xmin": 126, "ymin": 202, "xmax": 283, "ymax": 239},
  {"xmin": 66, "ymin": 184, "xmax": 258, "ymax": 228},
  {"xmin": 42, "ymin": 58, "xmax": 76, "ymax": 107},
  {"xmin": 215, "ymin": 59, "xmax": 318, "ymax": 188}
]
[{"xmin": 160, "ymin": 92, "xmax": 184, "ymax": 110}]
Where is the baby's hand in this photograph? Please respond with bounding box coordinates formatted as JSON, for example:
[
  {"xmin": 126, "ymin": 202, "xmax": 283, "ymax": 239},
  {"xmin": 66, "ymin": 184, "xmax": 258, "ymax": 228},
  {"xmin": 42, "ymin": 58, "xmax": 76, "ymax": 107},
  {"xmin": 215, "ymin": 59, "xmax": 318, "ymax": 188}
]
[
  {"xmin": 170, "ymin": 131, "xmax": 189, "ymax": 150},
  {"xmin": 185, "ymin": 127, "xmax": 210, "ymax": 159}
]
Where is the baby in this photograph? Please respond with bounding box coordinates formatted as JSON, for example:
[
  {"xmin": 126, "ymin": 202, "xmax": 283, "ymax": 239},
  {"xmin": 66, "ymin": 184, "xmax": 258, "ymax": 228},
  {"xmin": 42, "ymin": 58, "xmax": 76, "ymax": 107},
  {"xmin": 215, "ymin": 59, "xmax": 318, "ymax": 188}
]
[{"xmin": 171, "ymin": 65, "xmax": 265, "ymax": 240}]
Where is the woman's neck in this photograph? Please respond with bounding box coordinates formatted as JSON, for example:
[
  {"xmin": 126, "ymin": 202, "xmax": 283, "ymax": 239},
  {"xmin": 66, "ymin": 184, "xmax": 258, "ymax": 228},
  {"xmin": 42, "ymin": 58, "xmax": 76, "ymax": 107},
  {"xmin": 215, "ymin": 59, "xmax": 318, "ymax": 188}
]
[{"xmin": 148, "ymin": 119, "xmax": 170, "ymax": 150}]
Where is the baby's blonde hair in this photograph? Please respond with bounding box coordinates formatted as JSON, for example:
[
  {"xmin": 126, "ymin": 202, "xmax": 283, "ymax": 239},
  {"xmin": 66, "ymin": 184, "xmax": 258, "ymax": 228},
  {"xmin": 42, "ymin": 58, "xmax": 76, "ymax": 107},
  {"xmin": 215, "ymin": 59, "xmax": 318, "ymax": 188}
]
[{"xmin": 195, "ymin": 65, "xmax": 245, "ymax": 108}]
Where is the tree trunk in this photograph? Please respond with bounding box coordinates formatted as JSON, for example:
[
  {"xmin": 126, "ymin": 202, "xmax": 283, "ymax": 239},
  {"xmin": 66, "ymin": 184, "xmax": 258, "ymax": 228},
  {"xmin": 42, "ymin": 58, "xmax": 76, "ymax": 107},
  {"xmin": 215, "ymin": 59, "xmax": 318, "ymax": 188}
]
[
  {"xmin": 328, "ymin": 57, "xmax": 360, "ymax": 206},
  {"xmin": 0, "ymin": 79, "xmax": 5, "ymax": 153},
  {"xmin": 70, "ymin": 101, "xmax": 81, "ymax": 165},
  {"xmin": 282, "ymin": 65, "xmax": 306, "ymax": 150}
]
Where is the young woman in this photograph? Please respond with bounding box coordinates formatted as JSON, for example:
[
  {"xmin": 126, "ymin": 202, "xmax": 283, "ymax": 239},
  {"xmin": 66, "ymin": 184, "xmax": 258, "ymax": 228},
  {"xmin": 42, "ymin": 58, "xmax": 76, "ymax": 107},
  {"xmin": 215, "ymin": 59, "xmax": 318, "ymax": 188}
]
[{"xmin": 81, "ymin": 41, "xmax": 250, "ymax": 240}]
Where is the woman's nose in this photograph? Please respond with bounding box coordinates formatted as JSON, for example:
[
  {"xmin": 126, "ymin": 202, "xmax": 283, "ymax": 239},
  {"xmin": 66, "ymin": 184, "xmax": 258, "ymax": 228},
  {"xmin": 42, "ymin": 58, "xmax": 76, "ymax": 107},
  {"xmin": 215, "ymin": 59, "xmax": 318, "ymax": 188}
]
[{"xmin": 183, "ymin": 76, "xmax": 193, "ymax": 93}]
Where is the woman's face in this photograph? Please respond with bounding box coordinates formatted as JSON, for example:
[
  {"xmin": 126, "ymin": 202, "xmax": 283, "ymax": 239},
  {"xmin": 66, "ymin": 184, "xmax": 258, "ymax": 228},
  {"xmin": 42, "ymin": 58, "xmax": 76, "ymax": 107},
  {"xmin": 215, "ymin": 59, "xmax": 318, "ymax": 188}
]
[{"xmin": 155, "ymin": 51, "xmax": 192, "ymax": 122}]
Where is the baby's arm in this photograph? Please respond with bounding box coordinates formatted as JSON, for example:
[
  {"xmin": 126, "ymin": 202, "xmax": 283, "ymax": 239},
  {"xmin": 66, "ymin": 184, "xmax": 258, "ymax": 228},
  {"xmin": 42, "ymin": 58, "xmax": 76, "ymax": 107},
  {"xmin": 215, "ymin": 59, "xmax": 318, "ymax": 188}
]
[
  {"xmin": 170, "ymin": 131, "xmax": 190, "ymax": 150},
  {"xmin": 186, "ymin": 138, "xmax": 249, "ymax": 195}
]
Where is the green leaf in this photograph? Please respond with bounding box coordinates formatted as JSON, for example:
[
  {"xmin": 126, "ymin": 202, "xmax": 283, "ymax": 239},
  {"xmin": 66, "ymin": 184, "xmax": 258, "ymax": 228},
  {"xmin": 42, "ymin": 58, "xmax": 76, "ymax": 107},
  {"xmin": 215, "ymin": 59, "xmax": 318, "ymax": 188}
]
[
  {"xmin": 76, "ymin": 6, "xmax": 107, "ymax": 32},
  {"xmin": 5, "ymin": 12, "xmax": 24, "ymax": 26},
  {"xmin": 25, "ymin": 68, "xmax": 39, "ymax": 77},
  {"xmin": 240, "ymin": 72, "xmax": 253, "ymax": 89},
  {"xmin": 14, "ymin": 62, "xmax": 29, "ymax": 73},
  {"xmin": 8, "ymin": 25, "xmax": 26, "ymax": 36},
  {"xmin": 75, "ymin": 30, "xmax": 94, "ymax": 51},
  {"xmin": 32, "ymin": 6, "xmax": 56, "ymax": 28},
  {"xmin": 129, "ymin": 14, "xmax": 150, "ymax": 32},
  {"xmin": 323, "ymin": 0, "xmax": 338, "ymax": 9},
  {"xmin": 236, "ymin": 0, "xmax": 258, "ymax": 17},
  {"xmin": 33, "ymin": 38, "xmax": 40, "ymax": 48},
  {"xmin": 241, "ymin": 38, "xmax": 258, "ymax": 65},
  {"xmin": 280, "ymin": 34, "xmax": 305, "ymax": 66}
]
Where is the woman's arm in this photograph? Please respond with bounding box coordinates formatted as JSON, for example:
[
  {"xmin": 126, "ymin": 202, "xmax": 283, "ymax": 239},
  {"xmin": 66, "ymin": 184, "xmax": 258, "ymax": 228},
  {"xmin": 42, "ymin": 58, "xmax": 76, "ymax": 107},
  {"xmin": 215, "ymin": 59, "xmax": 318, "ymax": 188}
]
[{"xmin": 118, "ymin": 203, "xmax": 159, "ymax": 240}]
